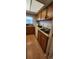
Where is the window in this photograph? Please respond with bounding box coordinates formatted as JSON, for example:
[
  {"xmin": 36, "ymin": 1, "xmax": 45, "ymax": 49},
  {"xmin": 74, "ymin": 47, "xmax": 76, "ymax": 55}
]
[{"xmin": 26, "ymin": 16, "xmax": 33, "ymax": 24}]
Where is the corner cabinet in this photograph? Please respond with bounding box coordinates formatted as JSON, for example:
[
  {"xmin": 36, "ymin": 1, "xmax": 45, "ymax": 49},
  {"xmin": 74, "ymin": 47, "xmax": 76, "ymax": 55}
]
[{"xmin": 38, "ymin": 30, "xmax": 48, "ymax": 53}]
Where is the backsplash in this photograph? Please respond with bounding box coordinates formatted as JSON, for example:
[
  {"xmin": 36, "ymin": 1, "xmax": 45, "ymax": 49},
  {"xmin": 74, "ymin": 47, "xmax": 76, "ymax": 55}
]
[{"xmin": 39, "ymin": 20, "xmax": 53, "ymax": 29}]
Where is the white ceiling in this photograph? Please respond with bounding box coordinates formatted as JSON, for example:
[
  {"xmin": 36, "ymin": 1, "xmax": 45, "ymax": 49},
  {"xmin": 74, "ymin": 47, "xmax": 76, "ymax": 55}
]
[
  {"xmin": 26, "ymin": 0, "xmax": 31, "ymax": 10},
  {"xmin": 26, "ymin": 0, "xmax": 44, "ymax": 13}
]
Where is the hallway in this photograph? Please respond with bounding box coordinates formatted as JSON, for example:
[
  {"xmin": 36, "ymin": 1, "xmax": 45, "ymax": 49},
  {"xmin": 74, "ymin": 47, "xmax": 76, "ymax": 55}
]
[{"xmin": 26, "ymin": 35, "xmax": 47, "ymax": 59}]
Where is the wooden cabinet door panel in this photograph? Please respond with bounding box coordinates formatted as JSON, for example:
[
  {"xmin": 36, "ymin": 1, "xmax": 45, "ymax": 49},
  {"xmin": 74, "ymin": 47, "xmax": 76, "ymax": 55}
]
[
  {"xmin": 38, "ymin": 31, "xmax": 42, "ymax": 44},
  {"xmin": 41, "ymin": 37, "xmax": 48, "ymax": 52},
  {"xmin": 40, "ymin": 33, "xmax": 48, "ymax": 52},
  {"xmin": 42, "ymin": 9, "xmax": 46, "ymax": 20},
  {"xmin": 37, "ymin": 11, "xmax": 42, "ymax": 20},
  {"xmin": 26, "ymin": 27, "xmax": 35, "ymax": 35},
  {"xmin": 47, "ymin": 4, "xmax": 53, "ymax": 19},
  {"xmin": 38, "ymin": 30, "xmax": 48, "ymax": 53}
]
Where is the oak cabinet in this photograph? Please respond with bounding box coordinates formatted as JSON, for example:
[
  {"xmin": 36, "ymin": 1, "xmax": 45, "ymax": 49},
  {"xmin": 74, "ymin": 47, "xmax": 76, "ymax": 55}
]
[
  {"xmin": 26, "ymin": 26, "xmax": 35, "ymax": 35},
  {"xmin": 35, "ymin": 2, "xmax": 53, "ymax": 20},
  {"xmin": 47, "ymin": 3, "xmax": 53, "ymax": 19},
  {"xmin": 37, "ymin": 11, "xmax": 42, "ymax": 20},
  {"xmin": 38, "ymin": 30, "xmax": 48, "ymax": 53},
  {"xmin": 41, "ymin": 9, "xmax": 46, "ymax": 20}
]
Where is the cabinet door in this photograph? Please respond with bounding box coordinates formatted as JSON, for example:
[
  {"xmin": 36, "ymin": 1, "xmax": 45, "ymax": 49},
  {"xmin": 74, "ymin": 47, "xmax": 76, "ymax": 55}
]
[
  {"xmin": 38, "ymin": 31, "xmax": 48, "ymax": 53},
  {"xmin": 38, "ymin": 31, "xmax": 41, "ymax": 44},
  {"xmin": 41, "ymin": 36, "xmax": 48, "ymax": 53},
  {"xmin": 37, "ymin": 13, "xmax": 40, "ymax": 20},
  {"xmin": 47, "ymin": 3, "xmax": 53, "ymax": 19},
  {"xmin": 41, "ymin": 9, "xmax": 46, "ymax": 20},
  {"xmin": 26, "ymin": 27, "xmax": 35, "ymax": 35},
  {"xmin": 37, "ymin": 11, "xmax": 42, "ymax": 20}
]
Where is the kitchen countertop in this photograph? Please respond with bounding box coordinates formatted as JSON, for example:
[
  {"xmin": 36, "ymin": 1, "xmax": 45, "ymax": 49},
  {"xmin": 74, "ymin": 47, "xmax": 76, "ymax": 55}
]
[{"xmin": 36, "ymin": 26, "xmax": 49, "ymax": 37}]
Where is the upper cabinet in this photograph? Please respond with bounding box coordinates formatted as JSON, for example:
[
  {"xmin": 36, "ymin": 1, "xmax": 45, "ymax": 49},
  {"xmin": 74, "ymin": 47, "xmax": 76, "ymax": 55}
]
[
  {"xmin": 41, "ymin": 9, "xmax": 46, "ymax": 20},
  {"xmin": 36, "ymin": 11, "xmax": 42, "ymax": 20},
  {"xmin": 47, "ymin": 3, "xmax": 53, "ymax": 20},
  {"xmin": 35, "ymin": 2, "xmax": 53, "ymax": 21}
]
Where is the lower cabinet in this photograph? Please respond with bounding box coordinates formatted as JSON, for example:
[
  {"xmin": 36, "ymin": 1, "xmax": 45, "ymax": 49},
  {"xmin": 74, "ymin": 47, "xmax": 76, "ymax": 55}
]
[
  {"xmin": 38, "ymin": 30, "xmax": 48, "ymax": 53},
  {"xmin": 26, "ymin": 26, "xmax": 35, "ymax": 35}
]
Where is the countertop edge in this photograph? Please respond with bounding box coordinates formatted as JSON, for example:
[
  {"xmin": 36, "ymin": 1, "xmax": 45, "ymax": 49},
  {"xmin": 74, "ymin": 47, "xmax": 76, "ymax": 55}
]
[{"xmin": 36, "ymin": 26, "xmax": 49, "ymax": 37}]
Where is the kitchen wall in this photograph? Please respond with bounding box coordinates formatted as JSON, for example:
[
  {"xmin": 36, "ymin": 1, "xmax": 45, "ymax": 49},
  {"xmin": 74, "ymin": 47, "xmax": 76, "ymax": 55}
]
[
  {"xmin": 39, "ymin": 20, "xmax": 53, "ymax": 29},
  {"xmin": 33, "ymin": 19, "xmax": 37, "ymax": 26}
]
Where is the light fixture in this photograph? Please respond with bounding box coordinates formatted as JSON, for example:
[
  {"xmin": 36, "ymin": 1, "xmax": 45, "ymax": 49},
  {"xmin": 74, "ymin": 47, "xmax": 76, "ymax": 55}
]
[{"xmin": 26, "ymin": 0, "xmax": 44, "ymax": 13}]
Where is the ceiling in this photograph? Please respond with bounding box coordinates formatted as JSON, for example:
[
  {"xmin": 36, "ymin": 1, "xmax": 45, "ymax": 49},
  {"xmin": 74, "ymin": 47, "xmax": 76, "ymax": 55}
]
[
  {"xmin": 26, "ymin": 0, "xmax": 44, "ymax": 13},
  {"xmin": 26, "ymin": 0, "xmax": 53, "ymax": 16}
]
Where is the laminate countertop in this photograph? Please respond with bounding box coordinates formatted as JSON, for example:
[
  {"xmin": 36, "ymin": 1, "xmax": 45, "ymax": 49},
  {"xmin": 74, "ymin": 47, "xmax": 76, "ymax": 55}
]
[{"xmin": 36, "ymin": 26, "xmax": 49, "ymax": 37}]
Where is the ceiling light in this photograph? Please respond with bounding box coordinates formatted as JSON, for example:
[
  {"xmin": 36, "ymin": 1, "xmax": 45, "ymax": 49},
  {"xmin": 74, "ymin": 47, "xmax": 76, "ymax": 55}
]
[{"xmin": 26, "ymin": 0, "xmax": 44, "ymax": 13}]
